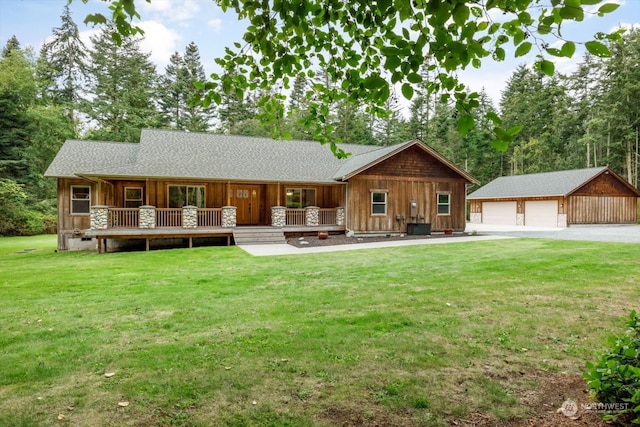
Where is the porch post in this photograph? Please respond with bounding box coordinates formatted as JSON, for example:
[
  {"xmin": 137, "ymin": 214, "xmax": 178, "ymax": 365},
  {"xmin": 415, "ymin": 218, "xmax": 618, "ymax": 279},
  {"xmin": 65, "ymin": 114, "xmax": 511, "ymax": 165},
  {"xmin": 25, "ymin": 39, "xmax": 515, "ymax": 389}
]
[
  {"xmin": 182, "ymin": 205, "xmax": 197, "ymax": 228},
  {"xmin": 222, "ymin": 206, "xmax": 237, "ymax": 227},
  {"xmin": 90, "ymin": 205, "xmax": 109, "ymax": 230},
  {"xmin": 336, "ymin": 207, "xmax": 345, "ymax": 226},
  {"xmin": 139, "ymin": 205, "xmax": 156, "ymax": 229},
  {"xmin": 305, "ymin": 206, "xmax": 319, "ymax": 226},
  {"xmin": 271, "ymin": 206, "xmax": 286, "ymax": 227}
]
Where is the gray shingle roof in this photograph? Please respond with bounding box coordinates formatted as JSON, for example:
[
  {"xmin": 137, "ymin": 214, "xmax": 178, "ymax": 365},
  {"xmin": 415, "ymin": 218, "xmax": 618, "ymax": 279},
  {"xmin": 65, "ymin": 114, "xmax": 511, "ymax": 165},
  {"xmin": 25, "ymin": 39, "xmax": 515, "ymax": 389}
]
[
  {"xmin": 44, "ymin": 140, "xmax": 139, "ymax": 178},
  {"xmin": 45, "ymin": 129, "xmax": 476, "ymax": 184},
  {"xmin": 467, "ymin": 167, "xmax": 610, "ymax": 199}
]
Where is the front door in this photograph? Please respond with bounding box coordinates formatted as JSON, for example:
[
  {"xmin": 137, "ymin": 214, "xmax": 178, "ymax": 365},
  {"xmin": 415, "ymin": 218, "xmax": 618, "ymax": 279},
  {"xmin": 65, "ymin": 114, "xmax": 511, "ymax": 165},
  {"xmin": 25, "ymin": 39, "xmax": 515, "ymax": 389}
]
[{"xmin": 230, "ymin": 185, "xmax": 261, "ymax": 225}]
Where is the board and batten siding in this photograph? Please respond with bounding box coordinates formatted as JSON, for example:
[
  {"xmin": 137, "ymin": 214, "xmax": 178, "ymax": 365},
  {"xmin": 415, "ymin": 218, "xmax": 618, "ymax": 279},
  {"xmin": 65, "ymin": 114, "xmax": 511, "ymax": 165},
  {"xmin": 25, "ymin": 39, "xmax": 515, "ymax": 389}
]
[
  {"xmin": 346, "ymin": 145, "xmax": 470, "ymax": 233},
  {"xmin": 56, "ymin": 178, "xmax": 96, "ymax": 250},
  {"xmin": 568, "ymin": 196, "xmax": 637, "ymax": 224},
  {"xmin": 347, "ymin": 177, "xmax": 467, "ymax": 232}
]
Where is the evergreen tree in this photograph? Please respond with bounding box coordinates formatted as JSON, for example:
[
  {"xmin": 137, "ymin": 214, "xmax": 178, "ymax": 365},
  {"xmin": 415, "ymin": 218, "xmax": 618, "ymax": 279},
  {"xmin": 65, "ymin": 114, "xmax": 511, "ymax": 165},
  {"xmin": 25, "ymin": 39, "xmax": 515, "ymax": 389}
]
[
  {"xmin": 159, "ymin": 42, "xmax": 212, "ymax": 132},
  {"xmin": 1, "ymin": 36, "xmax": 21, "ymax": 58},
  {"xmin": 158, "ymin": 51, "xmax": 189, "ymax": 129},
  {"xmin": 38, "ymin": 4, "xmax": 87, "ymax": 127},
  {"xmin": 182, "ymin": 42, "xmax": 212, "ymax": 131},
  {"xmin": 83, "ymin": 24, "xmax": 162, "ymax": 142}
]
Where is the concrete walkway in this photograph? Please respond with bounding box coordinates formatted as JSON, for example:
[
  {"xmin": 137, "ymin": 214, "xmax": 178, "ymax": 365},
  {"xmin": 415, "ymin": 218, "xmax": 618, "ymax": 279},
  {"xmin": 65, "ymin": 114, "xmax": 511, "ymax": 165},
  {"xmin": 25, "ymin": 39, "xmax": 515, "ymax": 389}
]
[{"xmin": 238, "ymin": 234, "xmax": 511, "ymax": 256}]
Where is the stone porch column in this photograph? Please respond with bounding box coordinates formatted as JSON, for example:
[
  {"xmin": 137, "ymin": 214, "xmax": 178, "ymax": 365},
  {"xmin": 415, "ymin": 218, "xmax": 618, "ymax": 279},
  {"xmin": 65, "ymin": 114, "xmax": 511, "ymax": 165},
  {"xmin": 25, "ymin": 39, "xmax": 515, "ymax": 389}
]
[
  {"xmin": 305, "ymin": 206, "xmax": 319, "ymax": 226},
  {"xmin": 90, "ymin": 205, "xmax": 109, "ymax": 230},
  {"xmin": 271, "ymin": 206, "xmax": 286, "ymax": 227},
  {"xmin": 222, "ymin": 206, "xmax": 236, "ymax": 227},
  {"xmin": 139, "ymin": 205, "xmax": 156, "ymax": 229},
  {"xmin": 182, "ymin": 206, "xmax": 197, "ymax": 228},
  {"xmin": 336, "ymin": 207, "xmax": 345, "ymax": 226},
  {"xmin": 470, "ymin": 213, "xmax": 481, "ymax": 224}
]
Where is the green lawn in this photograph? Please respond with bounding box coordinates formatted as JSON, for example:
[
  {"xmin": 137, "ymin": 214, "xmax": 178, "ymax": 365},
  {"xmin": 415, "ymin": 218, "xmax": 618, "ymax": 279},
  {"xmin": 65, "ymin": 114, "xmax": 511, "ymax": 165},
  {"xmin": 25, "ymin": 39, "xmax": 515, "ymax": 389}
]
[{"xmin": 1, "ymin": 235, "xmax": 638, "ymax": 426}]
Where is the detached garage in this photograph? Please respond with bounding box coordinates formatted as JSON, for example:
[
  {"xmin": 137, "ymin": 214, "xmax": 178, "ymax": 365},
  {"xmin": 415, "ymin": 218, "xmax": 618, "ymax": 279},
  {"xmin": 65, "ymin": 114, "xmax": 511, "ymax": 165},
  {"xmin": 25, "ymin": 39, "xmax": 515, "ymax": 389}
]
[{"xmin": 468, "ymin": 167, "xmax": 640, "ymax": 227}]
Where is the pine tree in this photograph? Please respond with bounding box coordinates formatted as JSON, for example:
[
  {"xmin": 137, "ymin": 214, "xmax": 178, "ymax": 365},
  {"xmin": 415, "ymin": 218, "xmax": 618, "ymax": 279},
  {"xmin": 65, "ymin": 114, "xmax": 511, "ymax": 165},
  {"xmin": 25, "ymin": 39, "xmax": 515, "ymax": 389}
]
[{"xmin": 84, "ymin": 25, "xmax": 162, "ymax": 142}]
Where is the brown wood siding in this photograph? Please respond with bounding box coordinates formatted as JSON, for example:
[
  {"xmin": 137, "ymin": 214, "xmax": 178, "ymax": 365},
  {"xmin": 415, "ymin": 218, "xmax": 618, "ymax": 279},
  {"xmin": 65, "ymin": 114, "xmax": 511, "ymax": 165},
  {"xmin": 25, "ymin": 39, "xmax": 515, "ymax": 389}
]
[
  {"xmin": 347, "ymin": 177, "xmax": 466, "ymax": 232},
  {"xmin": 56, "ymin": 178, "xmax": 96, "ymax": 250},
  {"xmin": 572, "ymin": 172, "xmax": 639, "ymax": 197},
  {"xmin": 362, "ymin": 145, "xmax": 468, "ymax": 181},
  {"xmin": 568, "ymin": 196, "xmax": 637, "ymax": 224}
]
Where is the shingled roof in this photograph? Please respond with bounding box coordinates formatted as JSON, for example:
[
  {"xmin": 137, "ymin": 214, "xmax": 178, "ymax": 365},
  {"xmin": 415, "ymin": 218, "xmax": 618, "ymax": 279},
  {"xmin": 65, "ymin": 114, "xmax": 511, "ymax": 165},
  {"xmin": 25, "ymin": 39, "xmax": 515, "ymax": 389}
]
[
  {"xmin": 46, "ymin": 129, "xmax": 475, "ymax": 184},
  {"xmin": 467, "ymin": 167, "xmax": 638, "ymax": 199}
]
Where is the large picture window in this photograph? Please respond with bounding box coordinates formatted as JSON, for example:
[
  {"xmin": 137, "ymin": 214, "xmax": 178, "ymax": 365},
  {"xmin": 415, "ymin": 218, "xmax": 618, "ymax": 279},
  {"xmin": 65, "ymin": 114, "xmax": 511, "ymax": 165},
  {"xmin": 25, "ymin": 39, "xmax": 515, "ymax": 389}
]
[
  {"xmin": 71, "ymin": 185, "xmax": 91, "ymax": 214},
  {"xmin": 437, "ymin": 193, "xmax": 451, "ymax": 215},
  {"xmin": 168, "ymin": 185, "xmax": 205, "ymax": 208},
  {"xmin": 371, "ymin": 191, "xmax": 387, "ymax": 215},
  {"xmin": 124, "ymin": 187, "xmax": 143, "ymax": 208},
  {"xmin": 286, "ymin": 188, "xmax": 316, "ymax": 208}
]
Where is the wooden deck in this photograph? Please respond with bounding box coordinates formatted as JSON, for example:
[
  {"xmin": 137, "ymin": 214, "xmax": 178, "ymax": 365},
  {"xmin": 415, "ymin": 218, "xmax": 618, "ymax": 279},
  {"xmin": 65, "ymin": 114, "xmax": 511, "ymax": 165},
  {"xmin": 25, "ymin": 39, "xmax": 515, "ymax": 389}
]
[{"xmin": 86, "ymin": 225, "xmax": 346, "ymax": 252}]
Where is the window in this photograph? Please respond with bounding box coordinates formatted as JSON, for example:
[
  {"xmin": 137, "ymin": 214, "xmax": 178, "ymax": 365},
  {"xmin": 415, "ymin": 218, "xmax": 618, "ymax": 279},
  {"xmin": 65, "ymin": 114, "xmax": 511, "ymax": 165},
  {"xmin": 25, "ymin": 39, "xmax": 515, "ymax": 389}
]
[
  {"xmin": 286, "ymin": 188, "xmax": 316, "ymax": 208},
  {"xmin": 437, "ymin": 193, "xmax": 450, "ymax": 215},
  {"xmin": 371, "ymin": 191, "xmax": 387, "ymax": 215},
  {"xmin": 71, "ymin": 185, "xmax": 91, "ymax": 214},
  {"xmin": 124, "ymin": 187, "xmax": 143, "ymax": 208},
  {"xmin": 168, "ymin": 185, "xmax": 205, "ymax": 208}
]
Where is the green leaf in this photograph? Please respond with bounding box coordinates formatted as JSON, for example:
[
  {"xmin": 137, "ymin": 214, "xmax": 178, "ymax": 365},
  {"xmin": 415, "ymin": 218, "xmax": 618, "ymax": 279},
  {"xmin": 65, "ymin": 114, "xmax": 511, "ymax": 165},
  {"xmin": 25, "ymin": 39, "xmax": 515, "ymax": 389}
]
[
  {"xmin": 452, "ymin": 3, "xmax": 469, "ymax": 26},
  {"xmin": 560, "ymin": 41, "xmax": 576, "ymax": 57},
  {"xmin": 598, "ymin": 3, "xmax": 620, "ymax": 14},
  {"xmin": 585, "ymin": 40, "xmax": 611, "ymax": 57},
  {"xmin": 457, "ymin": 114, "xmax": 474, "ymax": 136},
  {"xmin": 491, "ymin": 138, "xmax": 509, "ymax": 152},
  {"xmin": 537, "ymin": 59, "xmax": 555, "ymax": 76},
  {"xmin": 401, "ymin": 83, "xmax": 414, "ymax": 100},
  {"xmin": 486, "ymin": 112, "xmax": 502, "ymax": 126},
  {"xmin": 515, "ymin": 42, "xmax": 532, "ymax": 57},
  {"xmin": 506, "ymin": 125, "xmax": 523, "ymax": 136}
]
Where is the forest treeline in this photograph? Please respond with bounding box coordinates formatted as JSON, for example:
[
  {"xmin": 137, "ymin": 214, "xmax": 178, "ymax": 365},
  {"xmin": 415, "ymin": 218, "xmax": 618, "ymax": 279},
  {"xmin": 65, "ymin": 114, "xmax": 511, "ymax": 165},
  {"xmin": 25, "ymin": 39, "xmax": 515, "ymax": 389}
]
[{"xmin": 1, "ymin": 5, "xmax": 639, "ymax": 235}]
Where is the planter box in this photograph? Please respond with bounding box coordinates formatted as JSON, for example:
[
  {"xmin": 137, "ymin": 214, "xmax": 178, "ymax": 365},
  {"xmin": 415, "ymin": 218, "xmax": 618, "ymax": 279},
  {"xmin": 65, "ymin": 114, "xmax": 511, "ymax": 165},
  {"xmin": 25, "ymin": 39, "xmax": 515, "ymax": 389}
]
[{"xmin": 407, "ymin": 223, "xmax": 431, "ymax": 235}]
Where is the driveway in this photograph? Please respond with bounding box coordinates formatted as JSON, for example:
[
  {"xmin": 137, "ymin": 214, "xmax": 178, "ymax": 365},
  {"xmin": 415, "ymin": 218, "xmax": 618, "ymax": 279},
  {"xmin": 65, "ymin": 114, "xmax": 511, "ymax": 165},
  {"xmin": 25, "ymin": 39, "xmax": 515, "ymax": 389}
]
[{"xmin": 465, "ymin": 223, "xmax": 640, "ymax": 244}]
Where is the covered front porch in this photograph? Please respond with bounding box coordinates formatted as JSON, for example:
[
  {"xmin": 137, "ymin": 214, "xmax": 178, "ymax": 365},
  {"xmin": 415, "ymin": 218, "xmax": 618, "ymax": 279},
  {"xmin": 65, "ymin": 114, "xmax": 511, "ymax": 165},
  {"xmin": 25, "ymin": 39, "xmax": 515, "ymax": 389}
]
[{"xmin": 87, "ymin": 205, "xmax": 345, "ymax": 252}]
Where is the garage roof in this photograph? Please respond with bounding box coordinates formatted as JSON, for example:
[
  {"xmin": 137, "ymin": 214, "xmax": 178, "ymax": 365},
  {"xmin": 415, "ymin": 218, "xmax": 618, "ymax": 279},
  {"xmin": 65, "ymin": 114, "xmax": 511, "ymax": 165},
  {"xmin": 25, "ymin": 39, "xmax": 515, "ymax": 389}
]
[{"xmin": 468, "ymin": 167, "xmax": 639, "ymax": 199}]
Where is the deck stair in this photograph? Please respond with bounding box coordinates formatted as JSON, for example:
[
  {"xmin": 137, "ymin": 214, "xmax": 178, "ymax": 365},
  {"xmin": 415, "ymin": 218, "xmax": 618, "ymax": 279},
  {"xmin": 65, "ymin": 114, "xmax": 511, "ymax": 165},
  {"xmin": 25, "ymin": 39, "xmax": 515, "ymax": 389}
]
[{"xmin": 232, "ymin": 227, "xmax": 286, "ymax": 245}]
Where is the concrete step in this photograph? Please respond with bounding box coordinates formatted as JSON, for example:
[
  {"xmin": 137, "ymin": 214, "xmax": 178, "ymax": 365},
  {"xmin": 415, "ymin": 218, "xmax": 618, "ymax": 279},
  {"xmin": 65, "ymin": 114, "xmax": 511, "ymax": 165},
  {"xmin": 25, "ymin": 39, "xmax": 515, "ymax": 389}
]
[{"xmin": 232, "ymin": 227, "xmax": 286, "ymax": 245}]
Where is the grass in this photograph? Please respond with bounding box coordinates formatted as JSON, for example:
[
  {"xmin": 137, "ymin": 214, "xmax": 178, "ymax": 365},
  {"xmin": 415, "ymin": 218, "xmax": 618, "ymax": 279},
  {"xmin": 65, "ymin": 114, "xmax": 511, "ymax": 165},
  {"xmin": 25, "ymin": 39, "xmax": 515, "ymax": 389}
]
[{"xmin": 0, "ymin": 235, "xmax": 639, "ymax": 426}]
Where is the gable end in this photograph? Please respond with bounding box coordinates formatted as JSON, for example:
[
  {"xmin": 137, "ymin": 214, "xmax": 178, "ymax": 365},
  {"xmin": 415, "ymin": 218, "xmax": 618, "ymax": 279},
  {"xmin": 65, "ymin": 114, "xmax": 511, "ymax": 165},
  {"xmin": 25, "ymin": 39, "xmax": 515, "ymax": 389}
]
[
  {"xmin": 570, "ymin": 170, "xmax": 640, "ymax": 197},
  {"xmin": 353, "ymin": 145, "xmax": 469, "ymax": 181}
]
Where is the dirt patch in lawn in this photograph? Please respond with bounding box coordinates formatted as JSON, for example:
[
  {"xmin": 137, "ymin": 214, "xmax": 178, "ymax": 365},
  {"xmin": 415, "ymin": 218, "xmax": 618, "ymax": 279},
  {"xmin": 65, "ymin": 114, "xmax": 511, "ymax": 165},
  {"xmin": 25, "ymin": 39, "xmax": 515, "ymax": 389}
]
[
  {"xmin": 287, "ymin": 232, "xmax": 471, "ymax": 248},
  {"xmin": 457, "ymin": 372, "xmax": 624, "ymax": 427}
]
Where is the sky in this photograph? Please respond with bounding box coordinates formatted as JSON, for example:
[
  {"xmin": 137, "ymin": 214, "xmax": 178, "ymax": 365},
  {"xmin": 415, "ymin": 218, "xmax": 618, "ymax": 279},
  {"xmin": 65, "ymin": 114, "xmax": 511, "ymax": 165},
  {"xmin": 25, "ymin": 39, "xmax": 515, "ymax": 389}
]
[{"xmin": 1, "ymin": 0, "xmax": 639, "ymax": 113}]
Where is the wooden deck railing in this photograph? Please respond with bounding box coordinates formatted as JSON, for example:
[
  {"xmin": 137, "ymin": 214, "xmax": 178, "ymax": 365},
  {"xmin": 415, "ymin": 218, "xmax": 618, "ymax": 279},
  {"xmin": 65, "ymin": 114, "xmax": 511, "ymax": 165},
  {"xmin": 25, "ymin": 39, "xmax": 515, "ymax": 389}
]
[
  {"xmin": 285, "ymin": 209, "xmax": 306, "ymax": 226},
  {"xmin": 197, "ymin": 208, "xmax": 222, "ymax": 227},
  {"xmin": 318, "ymin": 208, "xmax": 337, "ymax": 225},
  {"xmin": 108, "ymin": 208, "xmax": 139, "ymax": 228},
  {"xmin": 156, "ymin": 208, "xmax": 182, "ymax": 227}
]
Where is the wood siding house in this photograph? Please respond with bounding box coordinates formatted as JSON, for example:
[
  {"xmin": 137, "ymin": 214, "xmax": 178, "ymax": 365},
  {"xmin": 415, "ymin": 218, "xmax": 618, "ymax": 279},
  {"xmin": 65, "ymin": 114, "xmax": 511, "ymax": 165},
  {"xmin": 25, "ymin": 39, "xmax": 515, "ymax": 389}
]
[
  {"xmin": 45, "ymin": 129, "xmax": 477, "ymax": 251},
  {"xmin": 468, "ymin": 167, "xmax": 640, "ymax": 227}
]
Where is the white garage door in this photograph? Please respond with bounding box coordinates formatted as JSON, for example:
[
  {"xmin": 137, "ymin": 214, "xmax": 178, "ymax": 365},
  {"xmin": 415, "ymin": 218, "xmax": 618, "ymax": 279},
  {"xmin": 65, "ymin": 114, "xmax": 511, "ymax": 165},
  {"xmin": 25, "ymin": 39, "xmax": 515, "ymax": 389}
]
[
  {"xmin": 482, "ymin": 201, "xmax": 517, "ymax": 225},
  {"xmin": 525, "ymin": 200, "xmax": 558, "ymax": 227}
]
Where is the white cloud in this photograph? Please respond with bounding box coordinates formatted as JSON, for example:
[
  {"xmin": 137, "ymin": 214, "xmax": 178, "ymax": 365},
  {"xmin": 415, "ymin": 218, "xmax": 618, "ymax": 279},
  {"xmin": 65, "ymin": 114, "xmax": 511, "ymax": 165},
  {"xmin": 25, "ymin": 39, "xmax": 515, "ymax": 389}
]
[
  {"xmin": 208, "ymin": 18, "xmax": 222, "ymax": 32},
  {"xmin": 137, "ymin": 21, "xmax": 182, "ymax": 70},
  {"xmin": 139, "ymin": 0, "xmax": 201, "ymax": 23}
]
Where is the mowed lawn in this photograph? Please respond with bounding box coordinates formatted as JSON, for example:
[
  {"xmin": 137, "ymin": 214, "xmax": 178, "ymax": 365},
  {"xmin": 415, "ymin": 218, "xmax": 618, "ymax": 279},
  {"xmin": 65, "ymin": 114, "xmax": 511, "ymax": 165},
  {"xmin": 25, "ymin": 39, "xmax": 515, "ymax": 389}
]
[{"xmin": 0, "ymin": 236, "xmax": 638, "ymax": 426}]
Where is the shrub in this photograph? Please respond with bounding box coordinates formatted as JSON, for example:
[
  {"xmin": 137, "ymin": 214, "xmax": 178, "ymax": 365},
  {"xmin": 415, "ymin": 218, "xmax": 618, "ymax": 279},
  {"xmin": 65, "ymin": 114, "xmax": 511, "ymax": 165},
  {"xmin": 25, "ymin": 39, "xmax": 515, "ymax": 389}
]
[{"xmin": 584, "ymin": 311, "xmax": 640, "ymax": 424}]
